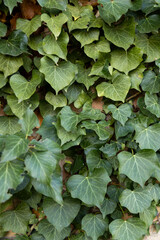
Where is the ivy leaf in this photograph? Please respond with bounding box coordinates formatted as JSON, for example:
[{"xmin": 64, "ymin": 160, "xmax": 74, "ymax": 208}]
[
  {"xmin": 100, "ymin": 198, "xmax": 117, "ymax": 219},
  {"xmin": 16, "ymin": 15, "xmax": 41, "ymax": 38},
  {"xmin": 3, "ymin": 0, "xmax": 23, "ymax": 13},
  {"xmin": 96, "ymin": 72, "xmax": 131, "ymax": 102},
  {"xmin": 43, "ymin": 197, "xmax": 80, "ymax": 231},
  {"xmin": 45, "ymin": 92, "xmax": 67, "ymax": 110},
  {"xmin": 67, "ymin": 168, "xmax": 111, "ymax": 207},
  {"xmin": 73, "ymin": 29, "xmax": 100, "ymax": 47},
  {"xmin": 0, "ymin": 22, "xmax": 7, "ymax": 37},
  {"xmin": 129, "ymin": 64, "xmax": 145, "ymax": 91},
  {"xmin": 38, "ymin": 219, "xmax": 71, "ymax": 240},
  {"xmin": 118, "ymin": 150, "xmax": 159, "ymax": 187},
  {"xmin": 40, "ymin": 57, "xmax": 78, "ymax": 94},
  {"xmin": 111, "ymin": 47, "xmax": 143, "ymax": 74},
  {"xmin": 82, "ymin": 120, "xmax": 114, "ymax": 141},
  {"xmin": 0, "ymin": 203, "xmax": 32, "ymax": 234},
  {"xmin": 119, "ymin": 187, "xmax": 152, "ymax": 213},
  {"xmin": 42, "ymin": 32, "xmax": 69, "ymax": 60},
  {"xmin": 140, "ymin": 204, "xmax": 157, "ymax": 227},
  {"xmin": 82, "ymin": 214, "xmax": 108, "ymax": 240},
  {"xmin": 41, "ymin": 13, "xmax": 68, "ymax": 39},
  {"xmin": 0, "ymin": 116, "xmax": 21, "ymax": 135},
  {"xmin": 108, "ymin": 104, "xmax": 132, "ymax": 126},
  {"xmin": 135, "ymin": 34, "xmax": 160, "ymax": 62},
  {"xmin": 109, "ymin": 218, "xmax": 147, "ymax": 240},
  {"xmin": 135, "ymin": 123, "xmax": 160, "ymax": 151},
  {"xmin": 10, "ymin": 70, "xmax": 42, "ymax": 102},
  {"xmin": 84, "ymin": 37, "xmax": 110, "ymax": 60},
  {"xmin": 145, "ymin": 92, "xmax": 160, "ymax": 117},
  {"xmin": 147, "ymin": 183, "xmax": 160, "ymax": 203},
  {"xmin": 141, "ymin": 70, "xmax": 160, "ymax": 94},
  {"xmin": 0, "ymin": 54, "xmax": 23, "ymax": 77},
  {"xmin": 19, "ymin": 108, "xmax": 39, "ymax": 137},
  {"xmin": 1, "ymin": 135, "xmax": 28, "ymax": 162},
  {"xmin": 7, "ymin": 95, "xmax": 28, "ymax": 119},
  {"xmin": 137, "ymin": 14, "xmax": 160, "ymax": 33},
  {"xmin": 141, "ymin": 0, "xmax": 158, "ymax": 15},
  {"xmin": 0, "ymin": 73, "xmax": 7, "ymax": 88},
  {"xmin": 37, "ymin": 0, "xmax": 68, "ymax": 10},
  {"xmin": 103, "ymin": 17, "xmax": 135, "ymax": 50},
  {"xmin": 98, "ymin": 0, "xmax": 132, "ymax": 25},
  {"xmin": 0, "ymin": 160, "xmax": 24, "ymax": 203}
]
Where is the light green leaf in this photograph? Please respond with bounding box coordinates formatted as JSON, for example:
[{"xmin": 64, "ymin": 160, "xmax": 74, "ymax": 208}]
[
  {"xmin": 74, "ymin": 90, "xmax": 91, "ymax": 108},
  {"xmin": 19, "ymin": 108, "xmax": 39, "ymax": 137},
  {"xmin": 0, "ymin": 73, "xmax": 7, "ymax": 88},
  {"xmin": 140, "ymin": 204, "xmax": 157, "ymax": 227},
  {"xmin": 0, "ymin": 22, "xmax": 7, "ymax": 37},
  {"xmin": 43, "ymin": 197, "xmax": 80, "ymax": 231},
  {"xmin": 82, "ymin": 214, "xmax": 108, "ymax": 240},
  {"xmin": 73, "ymin": 29, "xmax": 100, "ymax": 47},
  {"xmin": 145, "ymin": 92, "xmax": 160, "ymax": 117},
  {"xmin": 1, "ymin": 135, "xmax": 28, "ymax": 162},
  {"xmin": 0, "ymin": 116, "xmax": 21, "ymax": 135},
  {"xmin": 98, "ymin": 0, "xmax": 132, "ymax": 25},
  {"xmin": 135, "ymin": 123, "xmax": 160, "ymax": 151},
  {"xmin": 147, "ymin": 183, "xmax": 160, "ymax": 203},
  {"xmin": 88, "ymin": 17, "xmax": 103, "ymax": 30},
  {"xmin": 0, "ymin": 160, "xmax": 24, "ymax": 203},
  {"xmin": 84, "ymin": 37, "xmax": 110, "ymax": 60},
  {"xmin": 137, "ymin": 14, "xmax": 160, "ymax": 33},
  {"xmin": 109, "ymin": 218, "xmax": 147, "ymax": 240},
  {"xmin": 118, "ymin": 150, "xmax": 159, "ymax": 187},
  {"xmin": 108, "ymin": 104, "xmax": 132, "ymax": 126},
  {"xmin": 67, "ymin": 168, "xmax": 111, "ymax": 207},
  {"xmin": 135, "ymin": 34, "xmax": 160, "ymax": 62},
  {"xmin": 111, "ymin": 47, "xmax": 143, "ymax": 74},
  {"xmin": 141, "ymin": 70, "xmax": 160, "ymax": 94},
  {"xmin": 16, "ymin": 15, "xmax": 41, "ymax": 38},
  {"xmin": 42, "ymin": 32, "xmax": 69, "ymax": 60},
  {"xmin": 129, "ymin": 64, "xmax": 145, "ymax": 91},
  {"xmin": 142, "ymin": 0, "xmax": 159, "ymax": 15},
  {"xmin": 96, "ymin": 72, "xmax": 131, "ymax": 102},
  {"xmin": 3, "ymin": 0, "xmax": 23, "ymax": 13},
  {"xmin": 40, "ymin": 56, "xmax": 78, "ymax": 94},
  {"xmin": 119, "ymin": 187, "xmax": 152, "ymax": 213},
  {"xmin": 7, "ymin": 95, "xmax": 28, "ymax": 118},
  {"xmin": 103, "ymin": 17, "xmax": 135, "ymax": 50},
  {"xmin": 100, "ymin": 198, "xmax": 117, "ymax": 219},
  {"xmin": 38, "ymin": 219, "xmax": 71, "ymax": 240},
  {"xmin": 37, "ymin": 0, "xmax": 68, "ymax": 10},
  {"xmin": 0, "ymin": 203, "xmax": 32, "ymax": 234},
  {"xmin": 67, "ymin": 15, "xmax": 90, "ymax": 32},
  {"xmin": 41, "ymin": 13, "xmax": 68, "ymax": 39},
  {"xmin": 0, "ymin": 54, "xmax": 23, "ymax": 77},
  {"xmin": 45, "ymin": 92, "xmax": 67, "ymax": 110},
  {"xmin": 10, "ymin": 70, "xmax": 42, "ymax": 102}
]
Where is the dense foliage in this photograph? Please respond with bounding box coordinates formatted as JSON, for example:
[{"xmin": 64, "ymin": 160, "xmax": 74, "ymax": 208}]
[{"xmin": 0, "ymin": 0, "xmax": 160, "ymax": 239}]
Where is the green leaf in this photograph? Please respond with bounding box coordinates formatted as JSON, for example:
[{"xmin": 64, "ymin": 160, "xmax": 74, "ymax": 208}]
[
  {"xmin": 37, "ymin": 0, "xmax": 68, "ymax": 10},
  {"xmin": 40, "ymin": 56, "xmax": 78, "ymax": 94},
  {"xmin": 96, "ymin": 72, "xmax": 131, "ymax": 102},
  {"xmin": 118, "ymin": 150, "xmax": 159, "ymax": 187},
  {"xmin": 19, "ymin": 108, "xmax": 39, "ymax": 137},
  {"xmin": 43, "ymin": 197, "xmax": 80, "ymax": 231},
  {"xmin": 67, "ymin": 168, "xmax": 111, "ymax": 207},
  {"xmin": 145, "ymin": 92, "xmax": 160, "ymax": 117},
  {"xmin": 0, "ymin": 30, "xmax": 28, "ymax": 56},
  {"xmin": 140, "ymin": 204, "xmax": 157, "ymax": 227},
  {"xmin": 147, "ymin": 183, "xmax": 160, "ymax": 203},
  {"xmin": 0, "ymin": 22, "xmax": 7, "ymax": 37},
  {"xmin": 0, "ymin": 160, "xmax": 24, "ymax": 203},
  {"xmin": 119, "ymin": 187, "xmax": 152, "ymax": 213},
  {"xmin": 1, "ymin": 135, "xmax": 28, "ymax": 162},
  {"xmin": 82, "ymin": 214, "xmax": 108, "ymax": 240},
  {"xmin": 45, "ymin": 92, "xmax": 67, "ymax": 110},
  {"xmin": 141, "ymin": 70, "xmax": 160, "ymax": 94},
  {"xmin": 100, "ymin": 198, "xmax": 117, "ymax": 219},
  {"xmin": 16, "ymin": 15, "xmax": 41, "ymax": 38},
  {"xmin": 135, "ymin": 123, "xmax": 160, "ymax": 151},
  {"xmin": 0, "ymin": 116, "xmax": 21, "ymax": 135},
  {"xmin": 137, "ymin": 14, "xmax": 160, "ymax": 33},
  {"xmin": 41, "ymin": 13, "xmax": 68, "ymax": 39},
  {"xmin": 0, "ymin": 73, "xmax": 7, "ymax": 88},
  {"xmin": 73, "ymin": 29, "xmax": 100, "ymax": 47},
  {"xmin": 109, "ymin": 218, "xmax": 147, "ymax": 240},
  {"xmin": 74, "ymin": 90, "xmax": 91, "ymax": 108},
  {"xmin": 42, "ymin": 32, "xmax": 69, "ymax": 60},
  {"xmin": 141, "ymin": 0, "xmax": 158, "ymax": 15},
  {"xmin": 135, "ymin": 34, "xmax": 160, "ymax": 62},
  {"xmin": 3, "ymin": 0, "xmax": 23, "ymax": 13},
  {"xmin": 82, "ymin": 120, "xmax": 114, "ymax": 141},
  {"xmin": 10, "ymin": 70, "xmax": 42, "ymax": 102},
  {"xmin": 129, "ymin": 64, "xmax": 145, "ymax": 91},
  {"xmin": 0, "ymin": 54, "xmax": 23, "ymax": 77},
  {"xmin": 98, "ymin": 0, "xmax": 132, "ymax": 25},
  {"xmin": 84, "ymin": 37, "xmax": 110, "ymax": 60},
  {"xmin": 108, "ymin": 104, "xmax": 132, "ymax": 126},
  {"xmin": 0, "ymin": 203, "xmax": 32, "ymax": 234},
  {"xmin": 38, "ymin": 219, "xmax": 71, "ymax": 240},
  {"xmin": 7, "ymin": 95, "xmax": 28, "ymax": 119},
  {"xmin": 103, "ymin": 17, "xmax": 135, "ymax": 50},
  {"xmin": 111, "ymin": 47, "xmax": 143, "ymax": 74}
]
